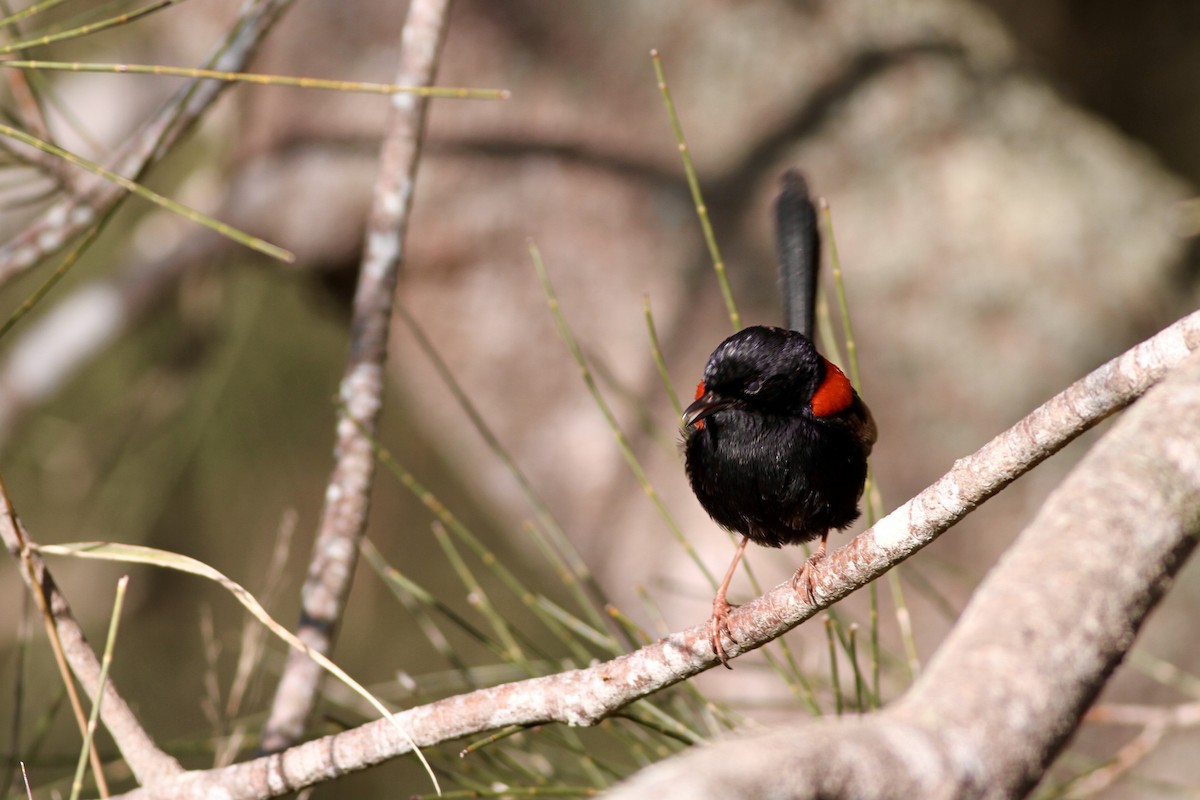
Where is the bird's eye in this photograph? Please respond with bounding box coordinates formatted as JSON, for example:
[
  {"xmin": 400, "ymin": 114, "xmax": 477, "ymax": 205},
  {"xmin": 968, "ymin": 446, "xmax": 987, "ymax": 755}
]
[{"xmin": 744, "ymin": 379, "xmax": 762, "ymax": 395}]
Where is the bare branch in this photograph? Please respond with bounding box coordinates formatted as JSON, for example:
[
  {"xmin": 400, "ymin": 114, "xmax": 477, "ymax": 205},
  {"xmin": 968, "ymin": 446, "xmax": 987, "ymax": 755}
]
[
  {"xmin": 107, "ymin": 312, "xmax": 1200, "ymax": 799},
  {"xmin": 259, "ymin": 0, "xmax": 450, "ymax": 753}
]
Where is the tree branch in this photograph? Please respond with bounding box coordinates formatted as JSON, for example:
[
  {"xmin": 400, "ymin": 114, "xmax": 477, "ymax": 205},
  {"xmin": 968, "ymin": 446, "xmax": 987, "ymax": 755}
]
[
  {"xmin": 259, "ymin": 0, "xmax": 451, "ymax": 753},
  {"xmin": 106, "ymin": 312, "xmax": 1200, "ymax": 798}
]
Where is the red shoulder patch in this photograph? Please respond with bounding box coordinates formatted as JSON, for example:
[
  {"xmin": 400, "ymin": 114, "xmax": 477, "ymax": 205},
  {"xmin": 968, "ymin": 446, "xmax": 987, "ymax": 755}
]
[
  {"xmin": 693, "ymin": 381, "xmax": 707, "ymax": 429},
  {"xmin": 810, "ymin": 359, "xmax": 853, "ymax": 417}
]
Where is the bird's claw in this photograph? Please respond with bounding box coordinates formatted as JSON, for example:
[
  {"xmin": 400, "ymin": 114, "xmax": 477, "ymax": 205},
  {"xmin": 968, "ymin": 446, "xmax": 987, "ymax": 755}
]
[
  {"xmin": 708, "ymin": 596, "xmax": 738, "ymax": 669},
  {"xmin": 791, "ymin": 549, "xmax": 827, "ymax": 604}
]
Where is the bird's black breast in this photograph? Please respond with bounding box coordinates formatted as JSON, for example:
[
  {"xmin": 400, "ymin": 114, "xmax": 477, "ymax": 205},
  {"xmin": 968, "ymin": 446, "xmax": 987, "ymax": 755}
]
[{"xmin": 684, "ymin": 402, "xmax": 871, "ymax": 548}]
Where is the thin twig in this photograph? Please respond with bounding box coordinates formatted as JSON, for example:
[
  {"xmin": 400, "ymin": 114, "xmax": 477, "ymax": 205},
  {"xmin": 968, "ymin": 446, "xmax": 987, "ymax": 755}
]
[
  {"xmin": 69, "ymin": 576, "xmax": 129, "ymax": 800},
  {"xmin": 259, "ymin": 0, "xmax": 450, "ymax": 757},
  {"xmin": 650, "ymin": 49, "xmax": 740, "ymax": 332},
  {"xmin": 0, "ymin": 60, "xmax": 507, "ymax": 98}
]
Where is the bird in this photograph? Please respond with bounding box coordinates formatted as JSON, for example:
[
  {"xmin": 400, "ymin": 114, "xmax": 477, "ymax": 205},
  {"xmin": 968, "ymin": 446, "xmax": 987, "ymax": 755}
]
[
  {"xmin": 683, "ymin": 327, "xmax": 876, "ymax": 666},
  {"xmin": 682, "ymin": 172, "xmax": 876, "ymax": 668}
]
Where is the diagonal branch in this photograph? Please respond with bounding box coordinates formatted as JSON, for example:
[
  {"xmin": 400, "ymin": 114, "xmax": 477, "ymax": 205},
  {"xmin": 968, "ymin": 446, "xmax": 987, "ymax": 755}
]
[
  {"xmin": 110, "ymin": 311, "xmax": 1200, "ymax": 799},
  {"xmin": 258, "ymin": 0, "xmax": 451, "ymax": 753}
]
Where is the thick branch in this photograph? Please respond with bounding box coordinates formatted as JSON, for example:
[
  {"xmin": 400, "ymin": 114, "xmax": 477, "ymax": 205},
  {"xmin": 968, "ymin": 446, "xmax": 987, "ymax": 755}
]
[
  {"xmin": 259, "ymin": 0, "xmax": 450, "ymax": 752},
  {"xmin": 603, "ymin": 352, "xmax": 1200, "ymax": 800},
  {"xmin": 107, "ymin": 312, "xmax": 1200, "ymax": 798}
]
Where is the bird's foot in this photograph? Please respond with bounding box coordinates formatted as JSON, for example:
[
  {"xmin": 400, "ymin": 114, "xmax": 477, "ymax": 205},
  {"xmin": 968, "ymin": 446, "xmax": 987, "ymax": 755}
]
[
  {"xmin": 791, "ymin": 549, "xmax": 827, "ymax": 605},
  {"xmin": 708, "ymin": 595, "xmax": 738, "ymax": 669}
]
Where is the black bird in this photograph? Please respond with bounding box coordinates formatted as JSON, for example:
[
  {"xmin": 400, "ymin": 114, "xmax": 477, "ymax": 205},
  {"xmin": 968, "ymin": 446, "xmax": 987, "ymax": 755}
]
[{"xmin": 683, "ymin": 173, "xmax": 876, "ymax": 667}]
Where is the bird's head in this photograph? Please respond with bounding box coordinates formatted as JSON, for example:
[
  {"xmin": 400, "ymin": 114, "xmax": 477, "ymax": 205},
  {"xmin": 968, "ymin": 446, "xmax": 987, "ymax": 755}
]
[{"xmin": 683, "ymin": 326, "xmax": 852, "ymax": 429}]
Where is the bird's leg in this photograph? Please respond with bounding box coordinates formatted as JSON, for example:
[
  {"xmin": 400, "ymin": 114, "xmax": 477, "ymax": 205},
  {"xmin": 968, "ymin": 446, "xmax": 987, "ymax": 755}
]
[
  {"xmin": 709, "ymin": 536, "xmax": 750, "ymax": 669},
  {"xmin": 791, "ymin": 530, "xmax": 829, "ymax": 603}
]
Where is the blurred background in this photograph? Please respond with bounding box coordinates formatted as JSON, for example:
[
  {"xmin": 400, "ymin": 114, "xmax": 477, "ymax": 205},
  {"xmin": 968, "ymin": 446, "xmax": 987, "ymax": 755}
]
[{"xmin": 0, "ymin": 0, "xmax": 1198, "ymax": 797}]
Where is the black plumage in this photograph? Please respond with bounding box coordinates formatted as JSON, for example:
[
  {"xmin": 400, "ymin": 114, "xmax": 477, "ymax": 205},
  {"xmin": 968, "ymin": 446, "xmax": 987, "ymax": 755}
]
[{"xmin": 683, "ymin": 325, "xmax": 876, "ymax": 666}]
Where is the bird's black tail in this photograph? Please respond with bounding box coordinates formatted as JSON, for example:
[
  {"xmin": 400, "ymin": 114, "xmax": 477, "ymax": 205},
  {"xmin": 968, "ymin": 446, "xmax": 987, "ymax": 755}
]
[{"xmin": 774, "ymin": 169, "xmax": 820, "ymax": 341}]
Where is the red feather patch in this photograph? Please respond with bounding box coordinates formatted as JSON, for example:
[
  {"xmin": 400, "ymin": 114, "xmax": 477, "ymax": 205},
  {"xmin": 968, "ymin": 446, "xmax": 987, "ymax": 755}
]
[{"xmin": 810, "ymin": 359, "xmax": 853, "ymax": 417}]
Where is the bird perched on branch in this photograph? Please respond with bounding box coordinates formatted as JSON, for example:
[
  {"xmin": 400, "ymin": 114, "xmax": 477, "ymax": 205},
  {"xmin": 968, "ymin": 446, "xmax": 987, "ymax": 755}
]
[{"xmin": 682, "ymin": 171, "xmax": 876, "ymax": 667}]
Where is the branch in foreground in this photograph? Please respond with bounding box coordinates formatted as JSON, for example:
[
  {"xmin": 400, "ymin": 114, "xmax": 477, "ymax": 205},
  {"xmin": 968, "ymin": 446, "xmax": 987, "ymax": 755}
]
[
  {"xmin": 605, "ymin": 354, "xmax": 1200, "ymax": 800},
  {"xmin": 260, "ymin": 0, "xmax": 450, "ymax": 753},
  {"xmin": 108, "ymin": 313, "xmax": 1200, "ymax": 799}
]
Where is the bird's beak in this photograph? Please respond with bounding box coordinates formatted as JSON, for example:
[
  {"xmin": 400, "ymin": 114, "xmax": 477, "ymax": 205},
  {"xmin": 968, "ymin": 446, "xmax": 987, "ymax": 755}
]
[{"xmin": 683, "ymin": 391, "xmax": 734, "ymax": 428}]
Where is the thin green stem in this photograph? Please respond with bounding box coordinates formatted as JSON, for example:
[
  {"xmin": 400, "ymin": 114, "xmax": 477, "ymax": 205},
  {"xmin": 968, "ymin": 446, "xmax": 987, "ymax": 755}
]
[
  {"xmin": 825, "ymin": 615, "xmax": 843, "ymax": 716},
  {"xmin": 459, "ymin": 725, "xmax": 529, "ymax": 758},
  {"xmin": 533, "ymin": 597, "xmax": 618, "ymax": 656},
  {"xmin": 367, "ymin": 562, "xmax": 507, "ymax": 664},
  {"xmin": 0, "ymin": 60, "xmax": 508, "ymax": 98},
  {"xmin": 614, "ymin": 705, "xmax": 702, "ymax": 747},
  {"xmin": 0, "ymin": 220, "xmax": 102, "ymax": 342},
  {"xmin": 605, "ymin": 604, "xmax": 653, "ymax": 648},
  {"xmin": 69, "ymin": 575, "xmax": 128, "ymax": 800},
  {"xmin": 643, "ymin": 295, "xmax": 682, "ymax": 417},
  {"xmin": 410, "ymin": 788, "xmax": 598, "ymax": 799},
  {"xmin": 393, "ymin": 302, "xmax": 619, "ymax": 645},
  {"xmin": 432, "ymin": 522, "xmax": 528, "ymax": 667},
  {"xmin": 0, "ymin": 122, "xmax": 293, "ymax": 262},
  {"xmin": 820, "ymin": 199, "xmax": 860, "ymax": 389},
  {"xmin": 362, "ymin": 540, "xmax": 495, "ymax": 681},
  {"xmin": 847, "ymin": 624, "xmax": 866, "ymax": 713},
  {"xmin": 0, "ymin": 0, "xmax": 183, "ymax": 55},
  {"xmin": 1129, "ymin": 650, "xmax": 1200, "ymax": 698},
  {"xmin": 530, "ymin": 242, "xmax": 718, "ymax": 590},
  {"xmin": 650, "ymin": 50, "xmax": 740, "ymax": 331},
  {"xmin": 522, "ymin": 521, "xmax": 620, "ymax": 650},
  {"xmin": 370, "ymin": 441, "xmax": 616, "ymax": 661},
  {"xmin": 889, "ymin": 571, "xmax": 921, "ymax": 680},
  {"xmin": 769, "ymin": 636, "xmax": 822, "ymax": 716},
  {"xmin": 0, "ymin": 0, "xmax": 71, "ymax": 29},
  {"xmin": 868, "ymin": 583, "xmax": 880, "ymax": 707}
]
